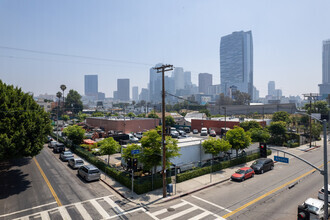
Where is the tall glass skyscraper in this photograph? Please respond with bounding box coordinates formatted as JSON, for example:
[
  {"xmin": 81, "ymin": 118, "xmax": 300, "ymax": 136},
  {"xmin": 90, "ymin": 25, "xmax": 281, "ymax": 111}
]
[
  {"xmin": 319, "ymin": 40, "xmax": 330, "ymax": 98},
  {"xmin": 84, "ymin": 75, "xmax": 98, "ymax": 96},
  {"xmin": 220, "ymin": 31, "xmax": 253, "ymax": 98},
  {"xmin": 117, "ymin": 79, "xmax": 130, "ymax": 101}
]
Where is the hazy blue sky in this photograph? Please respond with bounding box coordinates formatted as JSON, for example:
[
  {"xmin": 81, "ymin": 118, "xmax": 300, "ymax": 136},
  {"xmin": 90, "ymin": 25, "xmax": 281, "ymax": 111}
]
[{"xmin": 1, "ymin": 0, "xmax": 330, "ymax": 98}]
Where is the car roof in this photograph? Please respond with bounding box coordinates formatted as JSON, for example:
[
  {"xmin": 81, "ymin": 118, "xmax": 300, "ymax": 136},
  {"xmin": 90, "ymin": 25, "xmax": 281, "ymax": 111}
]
[
  {"xmin": 240, "ymin": 167, "xmax": 251, "ymax": 170},
  {"xmin": 84, "ymin": 164, "xmax": 98, "ymax": 170},
  {"xmin": 305, "ymin": 198, "xmax": 324, "ymax": 208},
  {"xmin": 320, "ymin": 184, "xmax": 330, "ymax": 190},
  {"xmin": 256, "ymin": 158, "xmax": 272, "ymax": 162}
]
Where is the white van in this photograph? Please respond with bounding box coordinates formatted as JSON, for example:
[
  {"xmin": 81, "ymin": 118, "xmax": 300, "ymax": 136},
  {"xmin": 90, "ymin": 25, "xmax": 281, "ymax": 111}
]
[
  {"xmin": 302, "ymin": 198, "xmax": 329, "ymax": 219},
  {"xmin": 200, "ymin": 127, "xmax": 208, "ymax": 136}
]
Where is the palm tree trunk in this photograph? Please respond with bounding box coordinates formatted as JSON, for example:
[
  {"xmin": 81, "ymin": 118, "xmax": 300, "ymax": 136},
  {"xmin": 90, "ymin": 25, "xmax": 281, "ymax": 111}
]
[{"xmin": 108, "ymin": 155, "xmax": 110, "ymax": 166}]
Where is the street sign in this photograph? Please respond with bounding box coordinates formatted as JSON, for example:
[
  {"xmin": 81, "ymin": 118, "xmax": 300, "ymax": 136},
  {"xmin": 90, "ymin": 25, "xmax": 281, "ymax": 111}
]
[
  {"xmin": 274, "ymin": 155, "xmax": 289, "ymax": 163},
  {"xmin": 131, "ymin": 149, "xmax": 140, "ymax": 155}
]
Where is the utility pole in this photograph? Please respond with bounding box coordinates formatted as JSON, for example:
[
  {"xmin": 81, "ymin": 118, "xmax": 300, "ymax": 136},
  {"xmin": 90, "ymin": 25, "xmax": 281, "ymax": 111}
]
[{"xmin": 154, "ymin": 64, "xmax": 173, "ymax": 198}]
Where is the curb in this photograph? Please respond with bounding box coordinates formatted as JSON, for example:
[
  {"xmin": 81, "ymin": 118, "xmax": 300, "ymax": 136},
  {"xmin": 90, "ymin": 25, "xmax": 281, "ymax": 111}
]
[
  {"xmin": 303, "ymin": 145, "xmax": 321, "ymax": 152},
  {"xmin": 100, "ymin": 178, "xmax": 136, "ymax": 204}
]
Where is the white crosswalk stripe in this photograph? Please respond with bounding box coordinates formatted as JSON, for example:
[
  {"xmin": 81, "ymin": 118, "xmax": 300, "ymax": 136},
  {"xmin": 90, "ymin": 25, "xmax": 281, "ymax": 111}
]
[
  {"xmin": 162, "ymin": 206, "xmax": 197, "ymax": 220},
  {"xmin": 12, "ymin": 195, "xmax": 128, "ymax": 220}
]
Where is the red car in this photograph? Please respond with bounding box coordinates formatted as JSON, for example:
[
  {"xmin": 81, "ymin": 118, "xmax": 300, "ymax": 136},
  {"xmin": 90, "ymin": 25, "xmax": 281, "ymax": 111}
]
[{"xmin": 231, "ymin": 167, "xmax": 255, "ymax": 182}]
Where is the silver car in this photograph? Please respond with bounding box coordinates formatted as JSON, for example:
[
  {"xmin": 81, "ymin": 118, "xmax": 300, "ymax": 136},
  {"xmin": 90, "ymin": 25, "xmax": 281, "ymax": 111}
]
[
  {"xmin": 68, "ymin": 158, "xmax": 84, "ymax": 169},
  {"xmin": 59, "ymin": 151, "xmax": 74, "ymax": 161},
  {"xmin": 78, "ymin": 165, "xmax": 100, "ymax": 182}
]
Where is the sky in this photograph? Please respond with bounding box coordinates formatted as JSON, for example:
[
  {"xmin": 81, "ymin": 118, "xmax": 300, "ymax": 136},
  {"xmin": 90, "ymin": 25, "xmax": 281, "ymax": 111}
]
[{"xmin": 1, "ymin": 0, "xmax": 330, "ymax": 98}]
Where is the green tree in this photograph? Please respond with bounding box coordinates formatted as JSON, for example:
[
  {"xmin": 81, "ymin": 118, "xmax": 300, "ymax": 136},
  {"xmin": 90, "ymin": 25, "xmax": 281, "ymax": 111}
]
[
  {"xmin": 139, "ymin": 129, "xmax": 179, "ymax": 172},
  {"xmin": 0, "ymin": 81, "xmax": 52, "ymax": 160},
  {"xmin": 165, "ymin": 115, "xmax": 175, "ymax": 127},
  {"xmin": 63, "ymin": 125, "xmax": 85, "ymax": 145},
  {"xmin": 77, "ymin": 112, "xmax": 88, "ymax": 122},
  {"xmin": 127, "ymin": 112, "xmax": 136, "ymax": 118},
  {"xmin": 311, "ymin": 122, "xmax": 322, "ymax": 141},
  {"xmin": 199, "ymin": 109, "xmax": 211, "ymax": 117},
  {"xmin": 226, "ymin": 126, "xmax": 251, "ymax": 156},
  {"xmin": 248, "ymin": 128, "xmax": 270, "ymax": 143},
  {"xmin": 216, "ymin": 93, "xmax": 233, "ymax": 105},
  {"xmin": 65, "ymin": 89, "xmax": 83, "ymax": 114},
  {"xmin": 122, "ymin": 143, "xmax": 142, "ymax": 161},
  {"xmin": 202, "ymin": 137, "xmax": 231, "ymax": 157},
  {"xmin": 60, "ymin": 84, "xmax": 67, "ymax": 107},
  {"xmin": 272, "ymin": 111, "xmax": 291, "ymax": 124},
  {"xmin": 92, "ymin": 111, "xmax": 104, "ymax": 117},
  {"xmin": 268, "ymin": 121, "xmax": 287, "ymax": 145},
  {"xmin": 232, "ymin": 91, "xmax": 251, "ymax": 105},
  {"xmin": 98, "ymin": 137, "xmax": 121, "ymax": 166},
  {"xmin": 137, "ymin": 113, "xmax": 146, "ymax": 118},
  {"xmin": 62, "ymin": 115, "xmax": 70, "ymax": 122},
  {"xmin": 239, "ymin": 120, "xmax": 262, "ymax": 131},
  {"xmin": 147, "ymin": 110, "xmax": 159, "ymax": 119}
]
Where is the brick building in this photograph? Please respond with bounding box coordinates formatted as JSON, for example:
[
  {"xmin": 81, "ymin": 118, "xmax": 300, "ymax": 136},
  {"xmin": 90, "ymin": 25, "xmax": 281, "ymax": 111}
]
[{"xmin": 86, "ymin": 117, "xmax": 160, "ymax": 134}]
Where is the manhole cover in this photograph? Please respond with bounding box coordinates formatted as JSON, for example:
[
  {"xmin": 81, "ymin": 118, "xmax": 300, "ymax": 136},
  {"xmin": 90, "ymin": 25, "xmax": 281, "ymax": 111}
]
[{"xmin": 167, "ymin": 208, "xmax": 175, "ymax": 212}]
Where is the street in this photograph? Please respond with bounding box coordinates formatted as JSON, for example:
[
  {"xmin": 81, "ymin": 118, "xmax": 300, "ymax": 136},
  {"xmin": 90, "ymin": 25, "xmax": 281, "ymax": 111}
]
[{"xmin": 0, "ymin": 143, "xmax": 328, "ymax": 219}]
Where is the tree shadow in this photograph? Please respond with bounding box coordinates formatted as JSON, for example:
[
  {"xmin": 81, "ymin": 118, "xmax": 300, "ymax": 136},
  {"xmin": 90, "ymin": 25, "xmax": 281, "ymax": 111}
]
[{"xmin": 0, "ymin": 158, "xmax": 31, "ymax": 199}]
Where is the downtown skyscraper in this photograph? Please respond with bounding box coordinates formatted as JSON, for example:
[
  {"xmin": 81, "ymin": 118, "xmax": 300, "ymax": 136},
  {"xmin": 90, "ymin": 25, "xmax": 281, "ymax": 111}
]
[
  {"xmin": 84, "ymin": 75, "xmax": 98, "ymax": 96},
  {"xmin": 319, "ymin": 39, "xmax": 330, "ymax": 98},
  {"xmin": 117, "ymin": 79, "xmax": 130, "ymax": 101},
  {"xmin": 220, "ymin": 31, "xmax": 253, "ymax": 99}
]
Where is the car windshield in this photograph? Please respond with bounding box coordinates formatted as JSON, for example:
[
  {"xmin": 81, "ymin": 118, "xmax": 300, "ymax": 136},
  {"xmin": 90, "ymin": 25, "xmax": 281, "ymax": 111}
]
[
  {"xmin": 64, "ymin": 152, "xmax": 72, "ymax": 155},
  {"xmin": 235, "ymin": 169, "xmax": 245, "ymax": 174},
  {"xmin": 253, "ymin": 160, "xmax": 264, "ymax": 165},
  {"xmin": 305, "ymin": 204, "xmax": 319, "ymax": 214}
]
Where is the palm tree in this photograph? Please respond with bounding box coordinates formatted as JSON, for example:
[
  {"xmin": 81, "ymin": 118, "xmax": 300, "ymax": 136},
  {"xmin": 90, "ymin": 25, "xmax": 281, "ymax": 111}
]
[
  {"xmin": 56, "ymin": 91, "xmax": 62, "ymax": 106},
  {"xmin": 60, "ymin": 84, "xmax": 66, "ymax": 109}
]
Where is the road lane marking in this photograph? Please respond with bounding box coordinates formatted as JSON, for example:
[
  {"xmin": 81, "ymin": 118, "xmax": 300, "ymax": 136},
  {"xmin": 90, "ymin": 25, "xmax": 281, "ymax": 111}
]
[
  {"xmin": 162, "ymin": 206, "xmax": 197, "ymax": 220},
  {"xmin": 187, "ymin": 212, "xmax": 210, "ymax": 220},
  {"xmin": 182, "ymin": 200, "xmax": 225, "ymax": 220},
  {"xmin": 40, "ymin": 210, "xmax": 50, "ymax": 220},
  {"xmin": 33, "ymin": 157, "xmax": 62, "ymax": 207},
  {"xmin": 103, "ymin": 196, "xmax": 124, "ymax": 214},
  {"xmin": 90, "ymin": 199, "xmax": 111, "ymax": 219},
  {"xmin": 75, "ymin": 203, "xmax": 92, "ymax": 220},
  {"xmin": 152, "ymin": 201, "xmax": 188, "ymax": 216},
  {"xmin": 0, "ymin": 202, "xmax": 57, "ymax": 217},
  {"xmin": 191, "ymin": 195, "xmax": 232, "ymax": 213},
  {"xmin": 222, "ymin": 164, "xmax": 324, "ymax": 219},
  {"xmin": 58, "ymin": 206, "xmax": 72, "ymax": 220}
]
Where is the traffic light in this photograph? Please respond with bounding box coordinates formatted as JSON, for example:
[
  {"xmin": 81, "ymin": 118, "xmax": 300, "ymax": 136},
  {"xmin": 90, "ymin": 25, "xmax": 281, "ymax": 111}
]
[
  {"xmin": 260, "ymin": 143, "xmax": 267, "ymax": 158},
  {"xmin": 127, "ymin": 158, "xmax": 132, "ymax": 169},
  {"xmin": 297, "ymin": 205, "xmax": 310, "ymax": 220},
  {"xmin": 133, "ymin": 158, "xmax": 138, "ymax": 172}
]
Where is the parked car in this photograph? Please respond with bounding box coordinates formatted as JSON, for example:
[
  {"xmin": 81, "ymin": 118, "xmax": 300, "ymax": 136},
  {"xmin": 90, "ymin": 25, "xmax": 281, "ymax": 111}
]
[
  {"xmin": 200, "ymin": 127, "xmax": 208, "ymax": 136},
  {"xmin": 250, "ymin": 158, "xmax": 274, "ymax": 174},
  {"xmin": 53, "ymin": 143, "xmax": 65, "ymax": 153},
  {"xmin": 46, "ymin": 136, "xmax": 53, "ymax": 143},
  {"xmin": 177, "ymin": 130, "xmax": 186, "ymax": 136},
  {"xmin": 301, "ymin": 198, "xmax": 329, "ymax": 219},
  {"xmin": 59, "ymin": 151, "xmax": 74, "ymax": 161},
  {"xmin": 318, "ymin": 185, "xmax": 330, "ymax": 202},
  {"xmin": 192, "ymin": 129, "xmax": 198, "ymax": 134},
  {"xmin": 78, "ymin": 165, "xmax": 101, "ymax": 182},
  {"xmin": 128, "ymin": 134, "xmax": 139, "ymax": 143},
  {"xmin": 184, "ymin": 127, "xmax": 190, "ymax": 133},
  {"xmin": 209, "ymin": 130, "xmax": 216, "ymax": 137},
  {"xmin": 170, "ymin": 127, "xmax": 179, "ymax": 138},
  {"xmin": 231, "ymin": 167, "xmax": 255, "ymax": 181},
  {"xmin": 68, "ymin": 158, "xmax": 84, "ymax": 169},
  {"xmin": 48, "ymin": 140, "xmax": 57, "ymax": 148},
  {"xmin": 135, "ymin": 132, "xmax": 143, "ymax": 139}
]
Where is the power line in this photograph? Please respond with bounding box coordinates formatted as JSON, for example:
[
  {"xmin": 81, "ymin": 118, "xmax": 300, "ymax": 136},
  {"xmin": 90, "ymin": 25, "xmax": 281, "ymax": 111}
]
[{"xmin": 0, "ymin": 45, "xmax": 152, "ymax": 66}]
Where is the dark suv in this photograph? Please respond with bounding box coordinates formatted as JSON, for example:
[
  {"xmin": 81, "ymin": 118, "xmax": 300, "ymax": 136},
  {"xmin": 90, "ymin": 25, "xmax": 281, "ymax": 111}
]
[
  {"xmin": 53, "ymin": 143, "xmax": 65, "ymax": 153},
  {"xmin": 250, "ymin": 158, "xmax": 274, "ymax": 174}
]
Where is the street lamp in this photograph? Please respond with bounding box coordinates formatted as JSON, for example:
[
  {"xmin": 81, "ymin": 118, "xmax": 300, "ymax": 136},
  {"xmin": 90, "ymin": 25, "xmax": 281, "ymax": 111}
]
[{"xmin": 296, "ymin": 112, "xmax": 328, "ymax": 219}]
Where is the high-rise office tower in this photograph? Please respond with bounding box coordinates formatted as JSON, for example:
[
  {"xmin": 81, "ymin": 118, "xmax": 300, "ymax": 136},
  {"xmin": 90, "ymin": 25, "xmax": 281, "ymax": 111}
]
[
  {"xmin": 319, "ymin": 40, "xmax": 330, "ymax": 98},
  {"xmin": 268, "ymin": 81, "xmax": 275, "ymax": 96},
  {"xmin": 172, "ymin": 67, "xmax": 185, "ymax": 92},
  {"xmin": 220, "ymin": 31, "xmax": 253, "ymax": 98},
  {"xmin": 139, "ymin": 88, "xmax": 149, "ymax": 102},
  {"xmin": 199, "ymin": 73, "xmax": 212, "ymax": 94},
  {"xmin": 184, "ymin": 71, "xmax": 192, "ymax": 87},
  {"xmin": 117, "ymin": 79, "xmax": 130, "ymax": 101},
  {"xmin": 132, "ymin": 86, "xmax": 139, "ymax": 102},
  {"xmin": 84, "ymin": 75, "xmax": 98, "ymax": 96},
  {"xmin": 149, "ymin": 64, "xmax": 162, "ymax": 103}
]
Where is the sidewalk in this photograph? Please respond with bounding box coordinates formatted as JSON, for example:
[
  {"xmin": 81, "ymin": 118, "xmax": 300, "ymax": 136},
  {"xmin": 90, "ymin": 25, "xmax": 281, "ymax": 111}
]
[{"xmin": 99, "ymin": 141, "xmax": 323, "ymax": 207}]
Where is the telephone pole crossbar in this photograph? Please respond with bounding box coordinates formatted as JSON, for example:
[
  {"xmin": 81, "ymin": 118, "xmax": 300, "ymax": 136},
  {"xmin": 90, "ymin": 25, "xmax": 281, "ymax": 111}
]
[{"xmin": 154, "ymin": 64, "xmax": 174, "ymax": 198}]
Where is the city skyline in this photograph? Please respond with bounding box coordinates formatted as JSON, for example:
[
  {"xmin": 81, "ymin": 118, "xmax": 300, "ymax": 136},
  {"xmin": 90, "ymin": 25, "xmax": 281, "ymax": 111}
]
[{"xmin": 1, "ymin": 1, "xmax": 330, "ymax": 98}]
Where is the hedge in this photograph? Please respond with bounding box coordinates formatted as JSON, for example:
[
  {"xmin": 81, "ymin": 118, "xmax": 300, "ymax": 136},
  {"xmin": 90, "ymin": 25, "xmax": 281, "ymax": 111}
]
[{"xmin": 176, "ymin": 149, "xmax": 272, "ymax": 183}]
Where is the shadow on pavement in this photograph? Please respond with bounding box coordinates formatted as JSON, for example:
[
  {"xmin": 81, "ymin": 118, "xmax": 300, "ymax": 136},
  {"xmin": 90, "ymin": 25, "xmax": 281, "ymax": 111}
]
[{"xmin": 0, "ymin": 158, "xmax": 31, "ymax": 199}]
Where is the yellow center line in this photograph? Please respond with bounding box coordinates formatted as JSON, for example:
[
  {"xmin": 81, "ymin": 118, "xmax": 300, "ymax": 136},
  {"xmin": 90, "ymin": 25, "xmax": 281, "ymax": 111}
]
[
  {"xmin": 33, "ymin": 157, "xmax": 62, "ymax": 207},
  {"xmin": 222, "ymin": 163, "xmax": 326, "ymax": 219}
]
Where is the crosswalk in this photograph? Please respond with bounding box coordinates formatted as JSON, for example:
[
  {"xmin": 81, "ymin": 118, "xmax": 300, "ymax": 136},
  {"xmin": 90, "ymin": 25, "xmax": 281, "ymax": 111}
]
[
  {"xmin": 12, "ymin": 195, "xmax": 128, "ymax": 220},
  {"xmin": 145, "ymin": 199, "xmax": 227, "ymax": 220},
  {"xmin": 11, "ymin": 195, "xmax": 229, "ymax": 220}
]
